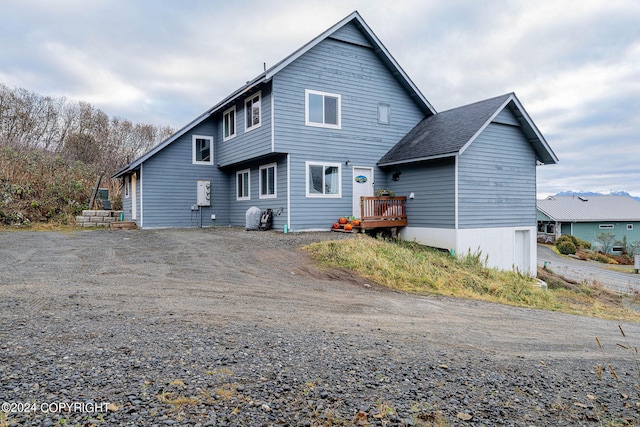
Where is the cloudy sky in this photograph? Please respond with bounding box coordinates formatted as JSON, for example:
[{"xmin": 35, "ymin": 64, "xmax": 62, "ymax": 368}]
[{"xmin": 1, "ymin": 0, "xmax": 639, "ymax": 197}]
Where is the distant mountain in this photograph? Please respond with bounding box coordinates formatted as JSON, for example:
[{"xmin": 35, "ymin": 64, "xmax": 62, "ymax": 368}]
[{"xmin": 555, "ymin": 191, "xmax": 640, "ymax": 202}]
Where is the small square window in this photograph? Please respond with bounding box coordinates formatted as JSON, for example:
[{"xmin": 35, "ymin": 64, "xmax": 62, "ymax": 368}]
[
  {"xmin": 378, "ymin": 103, "xmax": 390, "ymax": 124},
  {"xmin": 223, "ymin": 106, "xmax": 236, "ymax": 141},
  {"xmin": 236, "ymin": 169, "xmax": 250, "ymax": 200},
  {"xmin": 192, "ymin": 135, "xmax": 213, "ymax": 165},
  {"xmin": 628, "ymin": 224, "xmax": 634, "ymax": 230}
]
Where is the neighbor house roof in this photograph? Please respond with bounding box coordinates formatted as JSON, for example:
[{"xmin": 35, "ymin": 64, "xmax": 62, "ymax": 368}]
[
  {"xmin": 537, "ymin": 195, "xmax": 640, "ymax": 222},
  {"xmin": 378, "ymin": 92, "xmax": 558, "ymax": 167},
  {"xmin": 113, "ymin": 11, "xmax": 434, "ymax": 179}
]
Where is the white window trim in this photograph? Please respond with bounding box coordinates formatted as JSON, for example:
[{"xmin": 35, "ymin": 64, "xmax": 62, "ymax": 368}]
[
  {"xmin": 192, "ymin": 135, "xmax": 214, "ymax": 165},
  {"xmin": 305, "ymin": 89, "xmax": 341, "ymax": 129},
  {"xmin": 236, "ymin": 169, "xmax": 250, "ymax": 201},
  {"xmin": 223, "ymin": 106, "xmax": 236, "ymax": 141},
  {"xmin": 259, "ymin": 162, "xmax": 277, "ymax": 199},
  {"xmin": 627, "ymin": 224, "xmax": 634, "ymax": 230},
  {"xmin": 305, "ymin": 161, "xmax": 342, "ymax": 198},
  {"xmin": 599, "ymin": 224, "xmax": 614, "ymax": 229},
  {"xmin": 244, "ymin": 91, "xmax": 262, "ymax": 132}
]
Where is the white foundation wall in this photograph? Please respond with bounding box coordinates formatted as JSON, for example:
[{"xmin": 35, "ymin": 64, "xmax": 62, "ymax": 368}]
[
  {"xmin": 456, "ymin": 226, "xmax": 537, "ymax": 276},
  {"xmin": 400, "ymin": 226, "xmax": 537, "ymax": 276},
  {"xmin": 399, "ymin": 227, "xmax": 457, "ymax": 253}
]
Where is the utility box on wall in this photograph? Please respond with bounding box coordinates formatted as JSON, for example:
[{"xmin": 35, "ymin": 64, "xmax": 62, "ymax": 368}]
[{"xmin": 197, "ymin": 180, "xmax": 211, "ymax": 207}]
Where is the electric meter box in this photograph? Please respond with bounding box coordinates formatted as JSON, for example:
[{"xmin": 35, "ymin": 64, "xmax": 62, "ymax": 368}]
[{"xmin": 197, "ymin": 180, "xmax": 211, "ymax": 207}]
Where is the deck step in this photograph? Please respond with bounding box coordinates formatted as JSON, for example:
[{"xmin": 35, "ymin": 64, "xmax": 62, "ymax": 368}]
[{"xmin": 110, "ymin": 221, "xmax": 137, "ymax": 230}]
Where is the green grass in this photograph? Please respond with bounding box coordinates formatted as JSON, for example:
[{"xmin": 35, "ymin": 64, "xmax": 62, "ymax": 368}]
[{"xmin": 304, "ymin": 235, "xmax": 640, "ymax": 321}]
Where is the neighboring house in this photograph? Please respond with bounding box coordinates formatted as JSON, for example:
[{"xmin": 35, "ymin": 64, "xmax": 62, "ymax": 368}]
[
  {"xmin": 113, "ymin": 11, "xmax": 558, "ymax": 275},
  {"xmin": 537, "ymin": 195, "xmax": 640, "ymax": 252}
]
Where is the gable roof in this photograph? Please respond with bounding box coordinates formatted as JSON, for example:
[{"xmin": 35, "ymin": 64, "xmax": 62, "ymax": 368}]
[
  {"xmin": 378, "ymin": 92, "xmax": 558, "ymax": 167},
  {"xmin": 537, "ymin": 195, "xmax": 640, "ymax": 222},
  {"xmin": 113, "ymin": 11, "xmax": 434, "ymax": 179}
]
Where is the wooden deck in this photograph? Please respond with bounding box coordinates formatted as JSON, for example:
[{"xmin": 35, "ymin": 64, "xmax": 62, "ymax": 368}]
[{"xmin": 358, "ymin": 196, "xmax": 407, "ymax": 230}]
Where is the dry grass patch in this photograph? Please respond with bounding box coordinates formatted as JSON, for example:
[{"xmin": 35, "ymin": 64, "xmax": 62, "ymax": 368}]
[{"xmin": 304, "ymin": 235, "xmax": 640, "ymax": 321}]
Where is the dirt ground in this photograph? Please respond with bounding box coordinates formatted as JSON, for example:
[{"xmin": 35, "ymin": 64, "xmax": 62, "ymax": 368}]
[{"xmin": 1, "ymin": 227, "xmax": 637, "ymax": 362}]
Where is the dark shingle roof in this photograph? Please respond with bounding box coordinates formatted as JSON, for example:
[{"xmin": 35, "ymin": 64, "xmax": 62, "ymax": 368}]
[
  {"xmin": 378, "ymin": 92, "xmax": 559, "ymax": 167},
  {"xmin": 378, "ymin": 94, "xmax": 512, "ymax": 166}
]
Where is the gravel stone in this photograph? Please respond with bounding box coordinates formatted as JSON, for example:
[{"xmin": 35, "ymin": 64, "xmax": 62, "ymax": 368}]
[{"xmin": 1, "ymin": 228, "xmax": 639, "ymax": 426}]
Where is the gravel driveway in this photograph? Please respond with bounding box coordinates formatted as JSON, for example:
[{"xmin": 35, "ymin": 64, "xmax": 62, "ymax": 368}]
[
  {"xmin": 537, "ymin": 244, "xmax": 640, "ymax": 294},
  {"xmin": 1, "ymin": 228, "xmax": 639, "ymax": 426}
]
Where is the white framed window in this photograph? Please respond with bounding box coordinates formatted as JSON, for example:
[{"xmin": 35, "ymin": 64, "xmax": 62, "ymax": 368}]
[
  {"xmin": 306, "ymin": 161, "xmax": 341, "ymax": 198},
  {"xmin": 236, "ymin": 169, "xmax": 250, "ymax": 200},
  {"xmin": 378, "ymin": 103, "xmax": 390, "ymax": 125},
  {"xmin": 192, "ymin": 135, "xmax": 213, "ymax": 165},
  {"xmin": 305, "ymin": 89, "xmax": 341, "ymax": 129},
  {"xmin": 259, "ymin": 163, "xmax": 277, "ymax": 199},
  {"xmin": 599, "ymin": 224, "xmax": 614, "ymax": 229},
  {"xmin": 223, "ymin": 106, "xmax": 236, "ymax": 141},
  {"xmin": 124, "ymin": 175, "xmax": 130, "ymax": 198},
  {"xmin": 245, "ymin": 92, "xmax": 261, "ymax": 132},
  {"xmin": 628, "ymin": 224, "xmax": 634, "ymax": 230}
]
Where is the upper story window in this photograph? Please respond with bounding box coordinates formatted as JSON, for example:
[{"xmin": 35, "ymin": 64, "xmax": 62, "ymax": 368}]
[
  {"xmin": 192, "ymin": 135, "xmax": 213, "ymax": 165},
  {"xmin": 306, "ymin": 161, "xmax": 341, "ymax": 198},
  {"xmin": 223, "ymin": 106, "xmax": 236, "ymax": 141},
  {"xmin": 245, "ymin": 92, "xmax": 261, "ymax": 132},
  {"xmin": 378, "ymin": 103, "xmax": 390, "ymax": 125},
  {"xmin": 599, "ymin": 224, "xmax": 614, "ymax": 229},
  {"xmin": 236, "ymin": 169, "xmax": 250, "ymax": 200},
  {"xmin": 259, "ymin": 163, "xmax": 277, "ymax": 199},
  {"xmin": 305, "ymin": 89, "xmax": 341, "ymax": 129}
]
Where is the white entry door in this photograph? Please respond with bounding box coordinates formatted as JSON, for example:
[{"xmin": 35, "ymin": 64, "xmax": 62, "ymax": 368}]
[{"xmin": 352, "ymin": 167, "xmax": 374, "ymax": 218}]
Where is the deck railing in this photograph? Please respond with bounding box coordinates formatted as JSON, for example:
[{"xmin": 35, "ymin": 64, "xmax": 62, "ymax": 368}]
[{"xmin": 359, "ymin": 196, "xmax": 407, "ymax": 229}]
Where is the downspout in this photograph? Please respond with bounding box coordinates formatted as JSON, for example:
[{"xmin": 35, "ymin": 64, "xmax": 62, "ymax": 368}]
[
  {"xmin": 287, "ymin": 154, "xmax": 291, "ymax": 231},
  {"xmin": 271, "ymin": 91, "xmax": 275, "ymax": 152},
  {"xmin": 454, "ymin": 154, "xmax": 459, "ymax": 255},
  {"xmin": 454, "ymin": 155, "xmax": 459, "ymax": 230},
  {"xmin": 140, "ymin": 163, "xmax": 144, "ymax": 228}
]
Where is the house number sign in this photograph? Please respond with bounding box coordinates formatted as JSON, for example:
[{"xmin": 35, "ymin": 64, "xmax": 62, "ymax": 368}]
[{"xmin": 355, "ymin": 175, "xmax": 367, "ymax": 183}]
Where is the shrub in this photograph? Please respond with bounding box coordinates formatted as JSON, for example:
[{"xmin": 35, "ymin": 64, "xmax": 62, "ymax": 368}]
[
  {"xmin": 557, "ymin": 240, "xmax": 577, "ymax": 255},
  {"xmin": 575, "ymin": 237, "xmax": 591, "ymax": 250}
]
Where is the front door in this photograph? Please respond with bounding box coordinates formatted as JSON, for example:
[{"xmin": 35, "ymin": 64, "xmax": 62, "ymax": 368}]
[{"xmin": 352, "ymin": 167, "xmax": 374, "ymax": 218}]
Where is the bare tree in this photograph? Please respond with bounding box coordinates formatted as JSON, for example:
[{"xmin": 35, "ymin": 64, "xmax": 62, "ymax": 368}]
[{"xmin": 594, "ymin": 231, "xmax": 616, "ymax": 254}]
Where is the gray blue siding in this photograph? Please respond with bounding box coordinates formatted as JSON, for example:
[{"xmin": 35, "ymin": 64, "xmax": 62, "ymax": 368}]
[
  {"xmin": 137, "ymin": 119, "xmax": 230, "ymax": 228},
  {"xmin": 216, "ymin": 84, "xmax": 273, "ymax": 167},
  {"xmin": 227, "ymin": 155, "xmax": 288, "ymax": 230},
  {"xmin": 385, "ymin": 159, "xmax": 456, "ymax": 228},
  {"xmin": 271, "ymin": 23, "xmax": 425, "ymax": 230},
  {"xmin": 458, "ymin": 119, "xmax": 536, "ymax": 229}
]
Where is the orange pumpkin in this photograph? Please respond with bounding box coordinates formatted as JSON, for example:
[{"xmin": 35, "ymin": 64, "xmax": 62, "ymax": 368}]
[
  {"xmin": 332, "ymin": 222, "xmax": 341, "ymax": 229},
  {"xmin": 338, "ymin": 217, "xmax": 348, "ymax": 224},
  {"xmin": 351, "ymin": 219, "xmax": 360, "ymax": 226},
  {"xmin": 344, "ymin": 223, "xmax": 353, "ymax": 231}
]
